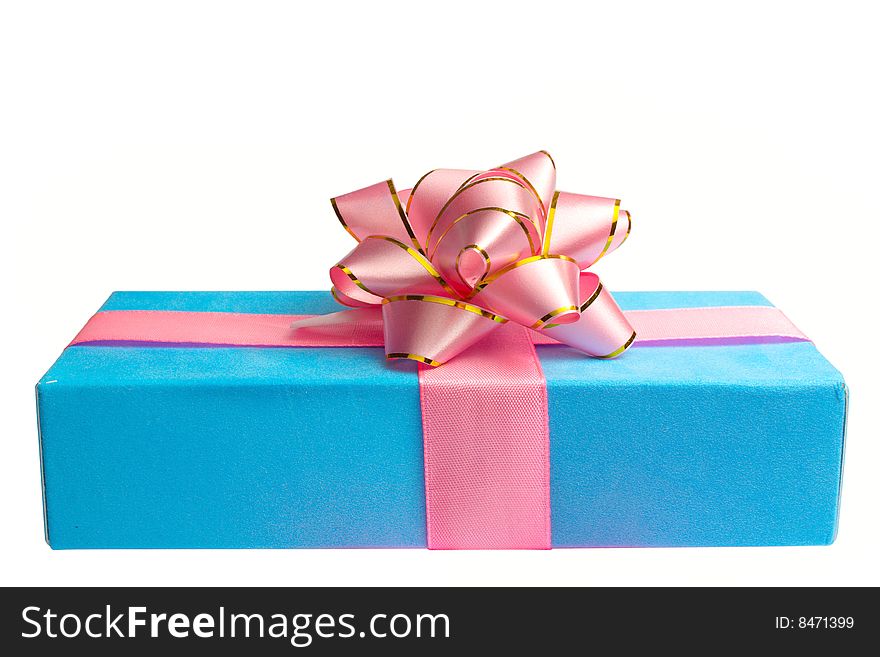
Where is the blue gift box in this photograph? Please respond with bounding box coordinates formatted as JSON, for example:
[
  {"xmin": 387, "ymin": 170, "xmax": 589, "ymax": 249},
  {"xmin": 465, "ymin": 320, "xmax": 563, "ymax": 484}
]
[{"xmin": 35, "ymin": 291, "xmax": 847, "ymax": 549}]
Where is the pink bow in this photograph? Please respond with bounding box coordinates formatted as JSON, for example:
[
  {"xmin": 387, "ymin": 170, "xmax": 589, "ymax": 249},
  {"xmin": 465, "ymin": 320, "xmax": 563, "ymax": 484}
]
[{"xmin": 292, "ymin": 151, "xmax": 636, "ymax": 367}]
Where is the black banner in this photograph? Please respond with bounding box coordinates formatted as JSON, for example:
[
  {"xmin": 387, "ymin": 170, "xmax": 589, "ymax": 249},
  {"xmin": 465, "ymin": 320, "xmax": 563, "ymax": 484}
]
[{"xmin": 0, "ymin": 587, "xmax": 873, "ymax": 653}]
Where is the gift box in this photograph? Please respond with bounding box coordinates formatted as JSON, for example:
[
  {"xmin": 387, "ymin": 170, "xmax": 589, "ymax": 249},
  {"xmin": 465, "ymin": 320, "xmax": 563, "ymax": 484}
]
[{"xmin": 36, "ymin": 289, "xmax": 847, "ymax": 549}]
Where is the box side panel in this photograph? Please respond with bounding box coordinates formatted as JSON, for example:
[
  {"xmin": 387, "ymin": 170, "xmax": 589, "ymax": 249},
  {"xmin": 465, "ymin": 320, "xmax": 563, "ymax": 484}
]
[
  {"xmin": 38, "ymin": 346, "xmax": 426, "ymax": 548},
  {"xmin": 545, "ymin": 343, "xmax": 847, "ymax": 547}
]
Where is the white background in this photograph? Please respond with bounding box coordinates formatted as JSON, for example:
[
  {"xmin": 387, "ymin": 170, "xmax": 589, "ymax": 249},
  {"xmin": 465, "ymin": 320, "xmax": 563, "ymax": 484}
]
[{"xmin": 2, "ymin": 1, "xmax": 878, "ymax": 586}]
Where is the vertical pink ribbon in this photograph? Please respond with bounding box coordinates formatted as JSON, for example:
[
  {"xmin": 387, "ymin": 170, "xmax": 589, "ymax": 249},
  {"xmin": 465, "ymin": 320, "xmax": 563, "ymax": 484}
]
[{"xmin": 419, "ymin": 323, "xmax": 551, "ymax": 549}]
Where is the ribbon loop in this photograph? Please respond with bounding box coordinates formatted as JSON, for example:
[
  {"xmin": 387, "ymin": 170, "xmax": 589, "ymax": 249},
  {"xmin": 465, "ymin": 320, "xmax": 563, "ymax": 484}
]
[
  {"xmin": 545, "ymin": 192, "xmax": 631, "ymax": 267},
  {"xmin": 405, "ymin": 169, "xmax": 481, "ymax": 244},
  {"xmin": 332, "ymin": 236, "xmax": 454, "ymax": 302},
  {"xmin": 497, "ymin": 150, "xmax": 557, "ymax": 213},
  {"xmin": 539, "ymin": 272, "xmax": 636, "ymax": 357},
  {"xmin": 331, "ymin": 179, "xmax": 421, "ymax": 251},
  {"xmin": 382, "ymin": 295, "xmax": 506, "ymax": 366},
  {"xmin": 472, "ymin": 255, "xmax": 581, "ymax": 329}
]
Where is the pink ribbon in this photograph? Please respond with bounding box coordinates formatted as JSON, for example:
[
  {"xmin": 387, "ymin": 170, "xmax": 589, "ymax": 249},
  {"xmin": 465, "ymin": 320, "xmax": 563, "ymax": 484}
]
[
  {"xmin": 69, "ymin": 303, "xmax": 808, "ymax": 350},
  {"xmin": 308, "ymin": 151, "xmax": 635, "ymax": 367},
  {"xmin": 420, "ymin": 323, "xmax": 551, "ymax": 549}
]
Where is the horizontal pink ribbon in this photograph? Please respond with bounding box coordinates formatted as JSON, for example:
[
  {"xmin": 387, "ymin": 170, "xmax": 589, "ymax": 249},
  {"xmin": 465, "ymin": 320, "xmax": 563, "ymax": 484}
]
[{"xmin": 70, "ymin": 305, "xmax": 809, "ymax": 349}]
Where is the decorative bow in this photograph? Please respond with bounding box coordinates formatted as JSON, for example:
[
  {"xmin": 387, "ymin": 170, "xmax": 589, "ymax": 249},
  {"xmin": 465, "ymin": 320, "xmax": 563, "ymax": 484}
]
[{"xmin": 292, "ymin": 151, "xmax": 636, "ymax": 366}]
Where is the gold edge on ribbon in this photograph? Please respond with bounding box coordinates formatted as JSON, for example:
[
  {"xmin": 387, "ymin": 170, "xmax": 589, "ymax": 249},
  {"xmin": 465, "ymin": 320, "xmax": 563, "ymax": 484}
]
[
  {"xmin": 594, "ymin": 331, "xmax": 637, "ymax": 359},
  {"xmin": 584, "ymin": 199, "xmax": 620, "ymax": 268},
  {"xmin": 581, "ymin": 281, "xmax": 604, "ymax": 311},
  {"xmin": 455, "ymin": 172, "xmax": 482, "ymax": 192},
  {"xmin": 543, "ymin": 283, "xmax": 602, "ymax": 328},
  {"xmin": 386, "ymin": 352, "xmax": 443, "ymax": 367},
  {"xmin": 333, "ymin": 264, "xmax": 383, "ymax": 298},
  {"xmin": 383, "ymin": 294, "xmax": 508, "ymax": 323},
  {"xmin": 542, "ymin": 191, "xmax": 560, "ymax": 255},
  {"xmin": 496, "ymin": 165, "xmax": 547, "ymax": 214},
  {"xmin": 431, "ymin": 206, "xmax": 538, "ymax": 260},
  {"xmin": 538, "ymin": 150, "xmax": 556, "ymax": 170},
  {"xmin": 330, "ymin": 197, "xmax": 361, "ymax": 242},
  {"xmin": 530, "ymin": 305, "xmax": 579, "ymax": 330},
  {"xmin": 405, "ymin": 168, "xmax": 437, "ymax": 215},
  {"xmin": 330, "ymin": 286, "xmax": 350, "ymax": 306},
  {"xmin": 330, "ymin": 285, "xmax": 378, "ymax": 308},
  {"xmin": 618, "ymin": 209, "xmax": 632, "ymax": 247},
  {"xmin": 363, "ymin": 235, "xmax": 459, "ymax": 298},
  {"xmin": 386, "ymin": 179, "xmax": 425, "ymax": 254},
  {"xmin": 426, "ymin": 176, "xmax": 528, "ymax": 250},
  {"xmin": 472, "ymin": 254, "xmax": 579, "ymax": 294}
]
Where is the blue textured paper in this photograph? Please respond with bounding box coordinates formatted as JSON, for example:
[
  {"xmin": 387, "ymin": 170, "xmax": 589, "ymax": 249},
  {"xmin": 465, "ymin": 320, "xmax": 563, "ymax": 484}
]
[{"xmin": 36, "ymin": 292, "xmax": 847, "ymax": 548}]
